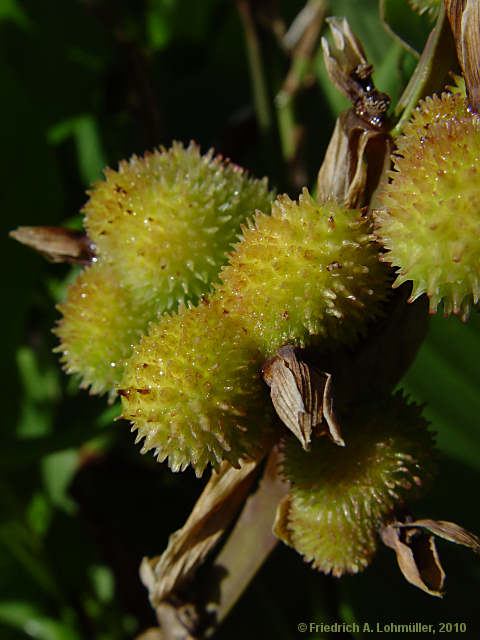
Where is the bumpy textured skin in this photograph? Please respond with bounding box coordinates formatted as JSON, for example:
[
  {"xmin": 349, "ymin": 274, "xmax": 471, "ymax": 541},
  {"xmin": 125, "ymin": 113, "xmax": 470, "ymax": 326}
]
[
  {"xmin": 216, "ymin": 189, "xmax": 388, "ymax": 355},
  {"xmin": 120, "ymin": 191, "xmax": 389, "ymax": 473},
  {"xmin": 395, "ymin": 93, "xmax": 466, "ymax": 150},
  {"xmin": 281, "ymin": 393, "xmax": 435, "ymax": 577},
  {"xmin": 83, "ymin": 142, "xmax": 274, "ymax": 307},
  {"xmin": 375, "ymin": 92, "xmax": 480, "ymax": 319},
  {"xmin": 119, "ymin": 298, "xmax": 276, "ymax": 476},
  {"xmin": 56, "ymin": 142, "xmax": 272, "ymax": 397},
  {"xmin": 54, "ymin": 262, "xmax": 158, "ymax": 400}
]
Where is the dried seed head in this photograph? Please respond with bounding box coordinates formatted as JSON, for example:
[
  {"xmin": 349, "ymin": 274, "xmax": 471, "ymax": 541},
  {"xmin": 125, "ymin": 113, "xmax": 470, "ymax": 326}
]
[
  {"xmin": 278, "ymin": 393, "xmax": 436, "ymax": 576},
  {"xmin": 83, "ymin": 141, "xmax": 274, "ymax": 307},
  {"xmin": 375, "ymin": 91, "xmax": 480, "ymax": 319},
  {"xmin": 119, "ymin": 298, "xmax": 275, "ymax": 476},
  {"xmin": 217, "ymin": 189, "xmax": 389, "ymax": 355}
]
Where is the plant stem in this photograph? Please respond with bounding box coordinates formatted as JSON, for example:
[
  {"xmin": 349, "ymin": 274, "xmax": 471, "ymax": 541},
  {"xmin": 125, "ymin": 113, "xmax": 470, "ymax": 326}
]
[
  {"xmin": 276, "ymin": 0, "xmax": 325, "ymax": 172},
  {"xmin": 236, "ymin": 0, "xmax": 273, "ymax": 136},
  {"xmin": 205, "ymin": 447, "xmax": 289, "ymax": 633}
]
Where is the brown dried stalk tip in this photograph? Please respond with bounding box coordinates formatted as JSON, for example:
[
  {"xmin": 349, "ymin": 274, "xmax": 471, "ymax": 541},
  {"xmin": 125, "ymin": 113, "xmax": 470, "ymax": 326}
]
[
  {"xmin": 381, "ymin": 517, "xmax": 480, "ymax": 597},
  {"xmin": 321, "ymin": 17, "xmax": 390, "ymax": 129},
  {"xmin": 140, "ymin": 449, "xmax": 288, "ymax": 639},
  {"xmin": 318, "ymin": 18, "xmax": 391, "ymax": 208},
  {"xmin": 140, "ymin": 458, "xmax": 260, "ymax": 608},
  {"xmin": 9, "ymin": 226, "xmax": 95, "ymax": 265},
  {"xmin": 445, "ymin": 0, "xmax": 480, "ymax": 112},
  {"xmin": 316, "ymin": 110, "xmax": 392, "ymax": 208}
]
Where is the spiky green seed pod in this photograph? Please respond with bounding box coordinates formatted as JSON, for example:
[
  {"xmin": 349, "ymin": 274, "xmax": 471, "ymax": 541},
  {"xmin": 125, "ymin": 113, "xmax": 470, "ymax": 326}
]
[
  {"xmin": 216, "ymin": 189, "xmax": 388, "ymax": 354},
  {"xmin": 375, "ymin": 92, "xmax": 480, "ymax": 319},
  {"xmin": 54, "ymin": 262, "xmax": 158, "ymax": 399},
  {"xmin": 279, "ymin": 393, "xmax": 435, "ymax": 576},
  {"xmin": 55, "ymin": 142, "xmax": 273, "ymax": 397},
  {"xmin": 83, "ymin": 142, "xmax": 274, "ymax": 307},
  {"xmin": 120, "ymin": 190, "xmax": 388, "ymax": 472},
  {"xmin": 395, "ymin": 93, "xmax": 466, "ymax": 152},
  {"xmin": 119, "ymin": 298, "xmax": 275, "ymax": 475}
]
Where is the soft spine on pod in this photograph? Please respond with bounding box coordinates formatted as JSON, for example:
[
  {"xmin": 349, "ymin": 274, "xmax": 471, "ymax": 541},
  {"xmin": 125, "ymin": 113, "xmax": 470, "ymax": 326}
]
[
  {"xmin": 119, "ymin": 297, "xmax": 276, "ymax": 476},
  {"xmin": 55, "ymin": 142, "xmax": 274, "ymax": 398},
  {"xmin": 375, "ymin": 92, "xmax": 480, "ymax": 320},
  {"xmin": 83, "ymin": 142, "xmax": 274, "ymax": 306},
  {"xmin": 216, "ymin": 189, "xmax": 389, "ymax": 355},
  {"xmin": 120, "ymin": 190, "xmax": 389, "ymax": 474},
  {"xmin": 54, "ymin": 262, "xmax": 158, "ymax": 399},
  {"xmin": 278, "ymin": 393, "xmax": 436, "ymax": 576}
]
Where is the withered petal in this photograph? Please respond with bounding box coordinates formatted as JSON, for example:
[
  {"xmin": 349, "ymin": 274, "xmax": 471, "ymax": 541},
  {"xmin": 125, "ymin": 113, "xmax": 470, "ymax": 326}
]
[
  {"xmin": 141, "ymin": 458, "xmax": 260, "ymax": 606},
  {"xmin": 397, "ymin": 519, "xmax": 480, "ymax": 553},
  {"xmin": 208, "ymin": 447, "xmax": 289, "ymax": 626},
  {"xmin": 380, "ymin": 524, "xmax": 445, "ymax": 597},
  {"xmin": 263, "ymin": 348, "xmax": 310, "ymax": 449},
  {"xmin": 322, "ymin": 17, "xmax": 368, "ymax": 101},
  {"xmin": 316, "ymin": 111, "xmax": 390, "ymax": 208},
  {"xmin": 262, "ymin": 345, "xmax": 343, "ymax": 449},
  {"xmin": 322, "ymin": 371, "xmax": 345, "ymax": 447},
  {"xmin": 9, "ymin": 226, "xmax": 95, "ymax": 265},
  {"xmin": 445, "ymin": 0, "xmax": 480, "ymax": 112}
]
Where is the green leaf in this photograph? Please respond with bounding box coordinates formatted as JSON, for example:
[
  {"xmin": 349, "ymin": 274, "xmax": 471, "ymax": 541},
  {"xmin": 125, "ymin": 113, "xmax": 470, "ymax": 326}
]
[
  {"xmin": 15, "ymin": 347, "xmax": 60, "ymax": 439},
  {"xmin": 392, "ymin": 4, "xmax": 457, "ymax": 134},
  {"xmin": 88, "ymin": 565, "xmax": 114, "ymax": 604},
  {"xmin": 41, "ymin": 450, "xmax": 79, "ymax": 515},
  {"xmin": 47, "ymin": 115, "xmax": 106, "ymax": 185},
  {"xmin": 16, "ymin": 348, "xmax": 60, "ymax": 407},
  {"xmin": 26, "ymin": 493, "xmax": 52, "ymax": 538},
  {"xmin": 380, "ymin": 0, "xmax": 434, "ymax": 55},
  {"xmin": 0, "ymin": 419, "xmax": 116, "ymax": 471},
  {"xmin": 402, "ymin": 314, "xmax": 480, "ymax": 471},
  {"xmin": 0, "ymin": 522, "xmax": 61, "ymax": 602},
  {"xmin": 0, "ymin": 0, "xmax": 33, "ymax": 29}
]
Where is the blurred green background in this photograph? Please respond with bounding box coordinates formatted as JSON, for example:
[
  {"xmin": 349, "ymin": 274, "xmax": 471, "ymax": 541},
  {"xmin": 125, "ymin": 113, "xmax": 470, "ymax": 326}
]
[{"xmin": 1, "ymin": 0, "xmax": 480, "ymax": 638}]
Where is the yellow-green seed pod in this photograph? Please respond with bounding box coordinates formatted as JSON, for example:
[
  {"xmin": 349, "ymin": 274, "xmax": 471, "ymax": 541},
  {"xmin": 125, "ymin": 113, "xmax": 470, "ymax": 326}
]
[
  {"xmin": 120, "ymin": 190, "xmax": 389, "ymax": 472},
  {"xmin": 119, "ymin": 298, "xmax": 275, "ymax": 476},
  {"xmin": 375, "ymin": 92, "xmax": 480, "ymax": 319},
  {"xmin": 55, "ymin": 142, "xmax": 273, "ymax": 397},
  {"xmin": 395, "ymin": 93, "xmax": 466, "ymax": 152},
  {"xmin": 54, "ymin": 261, "xmax": 158, "ymax": 400},
  {"xmin": 216, "ymin": 189, "xmax": 389, "ymax": 355},
  {"xmin": 83, "ymin": 142, "xmax": 274, "ymax": 307},
  {"xmin": 279, "ymin": 393, "xmax": 436, "ymax": 576}
]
